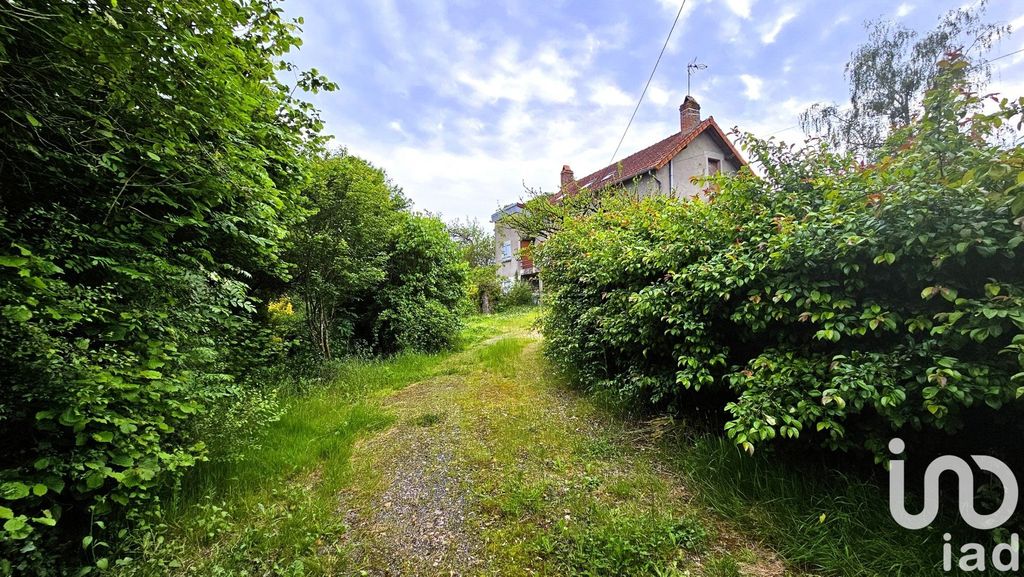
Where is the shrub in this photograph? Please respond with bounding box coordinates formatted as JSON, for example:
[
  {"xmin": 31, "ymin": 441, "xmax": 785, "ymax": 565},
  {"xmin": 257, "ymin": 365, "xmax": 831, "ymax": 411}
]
[
  {"xmin": 373, "ymin": 214, "xmax": 468, "ymax": 353},
  {"xmin": 497, "ymin": 280, "xmax": 537, "ymax": 310},
  {"xmin": 540, "ymin": 57, "xmax": 1024, "ymax": 457},
  {"xmin": 0, "ymin": 0, "xmax": 329, "ymax": 571},
  {"xmin": 466, "ymin": 265, "xmax": 503, "ymax": 313}
]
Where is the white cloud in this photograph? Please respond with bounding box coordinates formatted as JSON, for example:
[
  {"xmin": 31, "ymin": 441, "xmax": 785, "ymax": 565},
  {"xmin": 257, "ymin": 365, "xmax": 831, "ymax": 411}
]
[
  {"xmin": 738, "ymin": 96, "xmax": 820, "ymax": 142},
  {"xmin": 760, "ymin": 7, "xmax": 799, "ymax": 44},
  {"xmin": 718, "ymin": 18, "xmax": 743, "ymax": 44},
  {"xmin": 724, "ymin": 0, "xmax": 754, "ymax": 19},
  {"xmin": 388, "ymin": 120, "xmax": 403, "ymax": 133},
  {"xmin": 590, "ymin": 81, "xmax": 634, "ymax": 107},
  {"xmin": 739, "ymin": 74, "xmax": 764, "ymax": 100},
  {"xmin": 895, "ymin": 3, "xmax": 915, "ymax": 18},
  {"xmin": 1009, "ymin": 13, "xmax": 1024, "ymax": 32},
  {"xmin": 655, "ymin": 0, "xmax": 705, "ymax": 53},
  {"xmin": 453, "ymin": 43, "xmax": 578, "ymax": 106},
  {"xmin": 648, "ymin": 85, "xmax": 671, "ymax": 106}
]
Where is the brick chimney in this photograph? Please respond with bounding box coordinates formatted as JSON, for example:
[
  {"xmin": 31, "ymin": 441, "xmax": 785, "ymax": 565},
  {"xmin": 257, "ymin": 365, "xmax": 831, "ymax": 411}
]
[
  {"xmin": 560, "ymin": 164, "xmax": 575, "ymax": 189},
  {"xmin": 680, "ymin": 95, "xmax": 701, "ymax": 133}
]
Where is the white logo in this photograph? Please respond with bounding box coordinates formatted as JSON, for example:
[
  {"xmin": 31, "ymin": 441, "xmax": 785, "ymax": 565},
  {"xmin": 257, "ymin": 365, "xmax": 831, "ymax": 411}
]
[{"xmin": 888, "ymin": 437, "xmax": 1018, "ymax": 531}]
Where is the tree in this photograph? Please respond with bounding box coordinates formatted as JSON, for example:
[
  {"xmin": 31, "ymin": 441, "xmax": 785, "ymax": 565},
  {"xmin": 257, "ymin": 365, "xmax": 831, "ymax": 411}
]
[
  {"xmin": 448, "ymin": 218, "xmax": 503, "ymax": 313},
  {"xmin": 800, "ymin": 2, "xmax": 1008, "ymax": 156},
  {"xmin": 448, "ymin": 218, "xmax": 495, "ymax": 268},
  {"xmin": 288, "ymin": 154, "xmax": 404, "ymax": 359},
  {"xmin": 0, "ymin": 0, "xmax": 331, "ymax": 570},
  {"xmin": 374, "ymin": 215, "xmax": 468, "ymax": 352}
]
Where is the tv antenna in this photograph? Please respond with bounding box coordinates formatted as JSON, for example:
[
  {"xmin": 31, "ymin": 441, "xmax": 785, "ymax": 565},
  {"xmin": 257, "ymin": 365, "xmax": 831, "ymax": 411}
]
[{"xmin": 687, "ymin": 59, "xmax": 707, "ymax": 96}]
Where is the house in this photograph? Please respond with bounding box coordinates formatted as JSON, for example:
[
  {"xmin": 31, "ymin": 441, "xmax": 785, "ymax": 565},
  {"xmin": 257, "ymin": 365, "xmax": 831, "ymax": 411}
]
[{"xmin": 492, "ymin": 95, "xmax": 746, "ymax": 283}]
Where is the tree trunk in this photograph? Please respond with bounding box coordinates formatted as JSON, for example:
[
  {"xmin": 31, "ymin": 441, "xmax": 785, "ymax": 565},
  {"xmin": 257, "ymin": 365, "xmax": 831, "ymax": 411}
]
[
  {"xmin": 481, "ymin": 291, "xmax": 492, "ymax": 314},
  {"xmin": 304, "ymin": 294, "xmax": 332, "ymax": 361}
]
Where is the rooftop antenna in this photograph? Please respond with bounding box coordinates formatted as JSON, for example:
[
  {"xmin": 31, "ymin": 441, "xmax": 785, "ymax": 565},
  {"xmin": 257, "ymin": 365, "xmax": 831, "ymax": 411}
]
[{"xmin": 686, "ymin": 58, "xmax": 707, "ymax": 96}]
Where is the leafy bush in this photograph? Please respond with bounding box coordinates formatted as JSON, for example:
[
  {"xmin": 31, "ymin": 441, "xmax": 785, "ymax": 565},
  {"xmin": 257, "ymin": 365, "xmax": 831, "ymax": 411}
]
[
  {"xmin": 0, "ymin": 0, "xmax": 329, "ymax": 571},
  {"xmin": 288, "ymin": 153, "xmax": 406, "ymax": 359},
  {"xmin": 287, "ymin": 155, "xmax": 467, "ymax": 355},
  {"xmin": 373, "ymin": 215, "xmax": 468, "ymax": 352},
  {"xmin": 540, "ymin": 58, "xmax": 1024, "ymax": 457},
  {"xmin": 497, "ymin": 280, "xmax": 537, "ymax": 310}
]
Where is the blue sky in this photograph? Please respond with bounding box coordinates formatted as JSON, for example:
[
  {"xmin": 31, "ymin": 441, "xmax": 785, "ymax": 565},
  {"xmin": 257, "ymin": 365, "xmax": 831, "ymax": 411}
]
[{"xmin": 280, "ymin": 0, "xmax": 1024, "ymax": 223}]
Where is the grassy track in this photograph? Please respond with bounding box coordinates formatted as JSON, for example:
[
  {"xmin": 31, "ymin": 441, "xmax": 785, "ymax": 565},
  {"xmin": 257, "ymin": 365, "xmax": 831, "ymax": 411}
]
[{"xmin": 114, "ymin": 309, "xmax": 937, "ymax": 576}]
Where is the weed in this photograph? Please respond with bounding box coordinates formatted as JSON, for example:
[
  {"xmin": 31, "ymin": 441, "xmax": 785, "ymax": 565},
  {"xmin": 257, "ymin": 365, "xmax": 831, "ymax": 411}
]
[
  {"xmin": 411, "ymin": 412, "xmax": 444, "ymax": 427},
  {"xmin": 537, "ymin": 508, "xmax": 707, "ymax": 576},
  {"xmin": 703, "ymin": 554, "xmax": 742, "ymax": 577},
  {"xmin": 674, "ymin": 436, "xmax": 941, "ymax": 576}
]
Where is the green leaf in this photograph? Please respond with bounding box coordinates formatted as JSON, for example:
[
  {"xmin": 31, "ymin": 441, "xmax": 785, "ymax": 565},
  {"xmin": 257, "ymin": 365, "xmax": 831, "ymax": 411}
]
[
  {"xmin": 0, "ymin": 256, "xmax": 28, "ymax": 268},
  {"xmin": 31, "ymin": 484, "xmax": 47, "ymax": 497},
  {"xmin": 139, "ymin": 370, "xmax": 162, "ymax": 380},
  {"xmin": 2, "ymin": 305, "xmax": 32, "ymax": 322},
  {"xmin": 92, "ymin": 431, "xmax": 114, "ymax": 443},
  {"xmin": 3, "ymin": 517, "xmax": 28, "ymax": 536},
  {"xmin": 0, "ymin": 507, "xmax": 12, "ymax": 520},
  {"xmin": 0, "ymin": 482, "xmax": 30, "ymax": 500},
  {"xmin": 24, "ymin": 112, "xmax": 40, "ymax": 127}
]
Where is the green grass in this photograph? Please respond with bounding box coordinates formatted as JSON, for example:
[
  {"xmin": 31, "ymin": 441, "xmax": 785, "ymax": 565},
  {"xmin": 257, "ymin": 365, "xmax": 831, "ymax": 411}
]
[
  {"xmin": 114, "ymin": 308, "xmax": 943, "ymax": 576},
  {"xmin": 116, "ymin": 351, "xmax": 446, "ymax": 576},
  {"xmin": 535, "ymin": 507, "xmax": 708, "ymax": 577},
  {"xmin": 456, "ymin": 306, "xmax": 539, "ymax": 350},
  {"xmin": 671, "ymin": 436, "xmax": 941, "ymax": 577},
  {"xmin": 174, "ymin": 351, "xmax": 443, "ymax": 505},
  {"xmin": 475, "ymin": 336, "xmax": 533, "ymax": 377}
]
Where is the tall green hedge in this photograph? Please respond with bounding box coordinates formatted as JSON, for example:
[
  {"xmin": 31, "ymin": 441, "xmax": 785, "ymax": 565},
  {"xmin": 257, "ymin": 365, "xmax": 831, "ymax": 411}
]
[
  {"xmin": 540, "ymin": 58, "xmax": 1024, "ymax": 458},
  {"xmin": 0, "ymin": 1, "xmax": 330, "ymax": 571}
]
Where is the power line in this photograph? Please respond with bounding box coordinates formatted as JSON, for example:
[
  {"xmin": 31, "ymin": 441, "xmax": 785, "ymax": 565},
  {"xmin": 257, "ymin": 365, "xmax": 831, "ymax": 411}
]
[
  {"xmin": 609, "ymin": 0, "xmax": 688, "ymax": 164},
  {"xmin": 977, "ymin": 46, "xmax": 1024, "ymax": 67}
]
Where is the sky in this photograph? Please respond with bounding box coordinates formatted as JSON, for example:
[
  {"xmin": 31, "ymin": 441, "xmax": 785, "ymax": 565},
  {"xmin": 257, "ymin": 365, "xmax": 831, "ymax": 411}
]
[{"xmin": 279, "ymin": 0, "xmax": 1024, "ymax": 223}]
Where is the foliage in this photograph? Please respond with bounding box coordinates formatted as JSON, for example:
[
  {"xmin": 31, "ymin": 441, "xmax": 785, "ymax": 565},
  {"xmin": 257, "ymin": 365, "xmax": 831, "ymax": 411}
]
[
  {"xmin": 540, "ymin": 56, "xmax": 1024, "ymax": 457},
  {"xmin": 373, "ymin": 215, "xmax": 468, "ymax": 353},
  {"xmin": 497, "ymin": 280, "xmax": 536, "ymax": 310},
  {"xmin": 287, "ymin": 153, "xmax": 406, "ymax": 359},
  {"xmin": 449, "ymin": 218, "xmax": 501, "ymax": 314},
  {"xmin": 0, "ymin": 0, "xmax": 331, "ymax": 571},
  {"xmin": 466, "ymin": 265, "xmax": 503, "ymax": 314},
  {"xmin": 675, "ymin": 436, "xmax": 941, "ymax": 575},
  {"xmin": 286, "ymin": 154, "xmax": 466, "ymax": 355},
  {"xmin": 500, "ymin": 184, "xmax": 607, "ymax": 239},
  {"xmin": 538, "ymin": 508, "xmax": 706, "ymax": 576},
  {"xmin": 800, "ymin": 1, "xmax": 1008, "ymax": 156},
  {"xmin": 447, "ymin": 218, "xmax": 495, "ymax": 268},
  {"xmin": 112, "ymin": 349, "xmax": 443, "ymax": 576}
]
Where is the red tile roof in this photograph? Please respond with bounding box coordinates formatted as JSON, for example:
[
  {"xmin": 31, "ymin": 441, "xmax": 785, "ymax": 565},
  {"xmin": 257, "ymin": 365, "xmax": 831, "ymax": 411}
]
[{"xmin": 562, "ymin": 117, "xmax": 746, "ymax": 198}]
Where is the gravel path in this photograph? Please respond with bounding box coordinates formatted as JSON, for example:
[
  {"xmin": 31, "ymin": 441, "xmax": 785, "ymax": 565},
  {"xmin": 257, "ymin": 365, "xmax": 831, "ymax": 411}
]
[
  {"xmin": 339, "ymin": 381, "xmax": 485, "ymax": 576},
  {"xmin": 336, "ymin": 333, "xmax": 790, "ymax": 577}
]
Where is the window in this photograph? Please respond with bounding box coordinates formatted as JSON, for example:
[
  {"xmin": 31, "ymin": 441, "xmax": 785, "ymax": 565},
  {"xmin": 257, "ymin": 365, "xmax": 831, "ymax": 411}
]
[
  {"xmin": 501, "ymin": 240, "xmax": 512, "ymax": 262},
  {"xmin": 707, "ymin": 157, "xmax": 722, "ymax": 175}
]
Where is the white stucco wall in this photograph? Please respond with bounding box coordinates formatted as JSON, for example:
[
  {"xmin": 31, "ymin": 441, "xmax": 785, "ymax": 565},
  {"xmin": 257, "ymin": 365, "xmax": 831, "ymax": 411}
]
[
  {"xmin": 493, "ymin": 222, "xmax": 522, "ymax": 280},
  {"xmin": 653, "ymin": 131, "xmax": 740, "ymax": 198}
]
